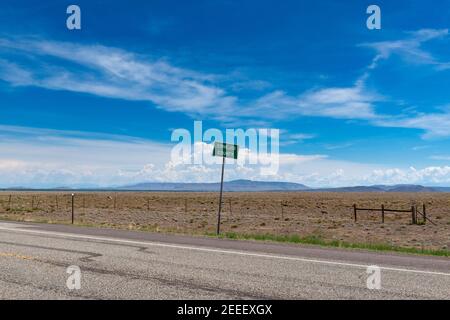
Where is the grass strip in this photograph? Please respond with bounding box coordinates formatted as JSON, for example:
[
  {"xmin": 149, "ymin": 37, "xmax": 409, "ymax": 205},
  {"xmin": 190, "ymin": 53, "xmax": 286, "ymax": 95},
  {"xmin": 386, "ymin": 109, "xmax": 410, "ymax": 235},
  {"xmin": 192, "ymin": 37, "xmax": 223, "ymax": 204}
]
[
  {"xmin": 1, "ymin": 215, "xmax": 448, "ymax": 257},
  {"xmin": 206, "ymin": 232, "xmax": 450, "ymax": 257}
]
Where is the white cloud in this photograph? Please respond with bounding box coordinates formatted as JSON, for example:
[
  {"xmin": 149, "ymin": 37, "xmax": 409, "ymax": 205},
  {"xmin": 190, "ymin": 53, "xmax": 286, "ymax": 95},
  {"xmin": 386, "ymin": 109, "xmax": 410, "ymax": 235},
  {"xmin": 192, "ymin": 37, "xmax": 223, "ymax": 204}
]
[
  {"xmin": 2, "ymin": 125, "xmax": 450, "ymax": 187},
  {"xmin": 0, "ymin": 125, "xmax": 172, "ymax": 187},
  {"xmin": 430, "ymin": 155, "xmax": 450, "ymax": 161},
  {"xmin": 0, "ymin": 38, "xmax": 234, "ymax": 117},
  {"xmin": 0, "ymin": 58, "xmax": 34, "ymax": 85},
  {"xmin": 364, "ymin": 166, "xmax": 450, "ymax": 185},
  {"xmin": 374, "ymin": 113, "xmax": 450, "ymax": 138},
  {"xmin": 324, "ymin": 142, "xmax": 354, "ymax": 150},
  {"xmin": 356, "ymin": 28, "xmax": 450, "ymax": 138},
  {"xmin": 1, "ymin": 32, "xmax": 450, "ymax": 140},
  {"xmin": 0, "ymin": 37, "xmax": 381, "ymax": 125},
  {"xmin": 363, "ymin": 28, "xmax": 450, "ymax": 70},
  {"xmin": 244, "ymin": 81, "xmax": 380, "ymax": 122},
  {"xmin": 281, "ymin": 133, "xmax": 316, "ymax": 145},
  {"xmin": 0, "ymin": 125, "xmax": 322, "ymax": 187}
]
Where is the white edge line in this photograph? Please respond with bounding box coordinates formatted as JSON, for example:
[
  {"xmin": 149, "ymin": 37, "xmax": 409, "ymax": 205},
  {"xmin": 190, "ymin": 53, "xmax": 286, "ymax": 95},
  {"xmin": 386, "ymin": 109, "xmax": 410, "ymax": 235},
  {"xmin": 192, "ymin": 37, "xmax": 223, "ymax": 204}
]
[{"xmin": 0, "ymin": 225, "xmax": 449, "ymax": 277}]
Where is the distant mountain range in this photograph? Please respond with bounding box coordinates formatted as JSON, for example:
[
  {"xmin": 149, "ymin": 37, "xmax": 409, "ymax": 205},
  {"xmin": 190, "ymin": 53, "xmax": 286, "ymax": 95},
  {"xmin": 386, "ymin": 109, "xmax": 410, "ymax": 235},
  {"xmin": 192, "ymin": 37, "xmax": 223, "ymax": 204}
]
[
  {"xmin": 313, "ymin": 184, "xmax": 445, "ymax": 193},
  {"xmin": 119, "ymin": 181, "xmax": 450, "ymax": 192},
  {"xmin": 2, "ymin": 180, "xmax": 450, "ymax": 192},
  {"xmin": 117, "ymin": 179, "xmax": 310, "ymax": 192}
]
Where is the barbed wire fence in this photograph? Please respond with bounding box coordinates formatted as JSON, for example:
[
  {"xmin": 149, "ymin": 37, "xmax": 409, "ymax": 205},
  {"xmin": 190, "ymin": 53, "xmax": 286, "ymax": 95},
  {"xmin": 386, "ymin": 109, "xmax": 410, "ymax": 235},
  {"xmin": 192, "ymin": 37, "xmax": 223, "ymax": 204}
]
[{"xmin": 0, "ymin": 192, "xmax": 443, "ymax": 235}]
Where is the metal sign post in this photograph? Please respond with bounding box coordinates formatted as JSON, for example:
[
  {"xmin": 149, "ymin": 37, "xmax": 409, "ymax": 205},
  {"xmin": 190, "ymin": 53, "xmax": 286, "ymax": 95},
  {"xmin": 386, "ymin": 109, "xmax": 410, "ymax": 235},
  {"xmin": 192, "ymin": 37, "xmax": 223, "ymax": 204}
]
[
  {"xmin": 217, "ymin": 155, "xmax": 225, "ymax": 235},
  {"xmin": 212, "ymin": 142, "xmax": 238, "ymax": 235}
]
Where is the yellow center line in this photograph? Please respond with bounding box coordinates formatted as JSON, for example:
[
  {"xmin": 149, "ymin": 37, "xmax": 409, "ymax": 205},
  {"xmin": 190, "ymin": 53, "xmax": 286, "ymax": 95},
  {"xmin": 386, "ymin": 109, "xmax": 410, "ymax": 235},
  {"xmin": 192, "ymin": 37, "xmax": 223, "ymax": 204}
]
[{"xmin": 0, "ymin": 252, "xmax": 35, "ymax": 260}]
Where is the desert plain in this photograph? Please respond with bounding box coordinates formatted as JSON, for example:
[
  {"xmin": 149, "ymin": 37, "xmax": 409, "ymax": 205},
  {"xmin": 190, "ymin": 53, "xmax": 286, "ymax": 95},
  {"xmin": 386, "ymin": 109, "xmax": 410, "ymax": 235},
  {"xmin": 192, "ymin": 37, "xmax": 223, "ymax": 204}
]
[{"xmin": 0, "ymin": 191, "xmax": 449, "ymax": 253}]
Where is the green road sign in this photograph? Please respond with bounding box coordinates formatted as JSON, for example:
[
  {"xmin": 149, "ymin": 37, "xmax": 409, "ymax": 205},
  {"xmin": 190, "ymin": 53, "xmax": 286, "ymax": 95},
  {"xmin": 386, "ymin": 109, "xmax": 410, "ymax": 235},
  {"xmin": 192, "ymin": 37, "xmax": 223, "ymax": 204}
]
[
  {"xmin": 212, "ymin": 141, "xmax": 238, "ymax": 235},
  {"xmin": 212, "ymin": 142, "xmax": 239, "ymax": 159}
]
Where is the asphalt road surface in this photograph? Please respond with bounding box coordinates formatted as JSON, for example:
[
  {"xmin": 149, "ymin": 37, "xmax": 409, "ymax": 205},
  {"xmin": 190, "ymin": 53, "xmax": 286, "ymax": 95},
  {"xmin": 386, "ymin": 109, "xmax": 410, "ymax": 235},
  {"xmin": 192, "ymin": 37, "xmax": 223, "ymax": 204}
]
[{"xmin": 0, "ymin": 220, "xmax": 448, "ymax": 299}]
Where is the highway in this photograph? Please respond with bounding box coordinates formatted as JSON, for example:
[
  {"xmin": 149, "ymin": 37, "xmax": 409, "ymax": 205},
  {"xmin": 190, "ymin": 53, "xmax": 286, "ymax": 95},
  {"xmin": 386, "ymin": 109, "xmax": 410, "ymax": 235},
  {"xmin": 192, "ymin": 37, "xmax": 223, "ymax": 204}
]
[{"xmin": 0, "ymin": 220, "xmax": 448, "ymax": 299}]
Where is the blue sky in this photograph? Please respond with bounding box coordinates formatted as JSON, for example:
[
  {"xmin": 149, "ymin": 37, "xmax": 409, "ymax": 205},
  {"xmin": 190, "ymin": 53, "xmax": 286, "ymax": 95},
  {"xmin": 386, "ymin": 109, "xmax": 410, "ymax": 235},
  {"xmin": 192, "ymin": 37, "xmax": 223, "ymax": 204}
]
[{"xmin": 1, "ymin": 0, "xmax": 450, "ymax": 187}]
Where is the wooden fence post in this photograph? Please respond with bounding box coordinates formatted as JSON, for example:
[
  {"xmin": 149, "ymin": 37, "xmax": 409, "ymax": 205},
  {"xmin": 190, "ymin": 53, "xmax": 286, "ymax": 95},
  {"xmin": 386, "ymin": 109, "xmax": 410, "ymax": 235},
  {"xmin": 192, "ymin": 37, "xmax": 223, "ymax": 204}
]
[
  {"xmin": 415, "ymin": 205, "xmax": 418, "ymax": 224},
  {"xmin": 423, "ymin": 204, "xmax": 426, "ymax": 224},
  {"xmin": 229, "ymin": 199, "xmax": 232, "ymax": 217},
  {"xmin": 411, "ymin": 206, "xmax": 416, "ymax": 225},
  {"xmin": 55, "ymin": 195, "xmax": 58, "ymax": 210},
  {"xmin": 31, "ymin": 195, "xmax": 35, "ymax": 210},
  {"xmin": 71, "ymin": 193, "xmax": 75, "ymax": 224},
  {"xmin": 353, "ymin": 204, "xmax": 357, "ymax": 222},
  {"xmin": 147, "ymin": 198, "xmax": 150, "ymax": 212},
  {"xmin": 8, "ymin": 194, "xmax": 11, "ymax": 210},
  {"xmin": 381, "ymin": 204, "xmax": 385, "ymax": 223},
  {"xmin": 281, "ymin": 202, "xmax": 284, "ymax": 220}
]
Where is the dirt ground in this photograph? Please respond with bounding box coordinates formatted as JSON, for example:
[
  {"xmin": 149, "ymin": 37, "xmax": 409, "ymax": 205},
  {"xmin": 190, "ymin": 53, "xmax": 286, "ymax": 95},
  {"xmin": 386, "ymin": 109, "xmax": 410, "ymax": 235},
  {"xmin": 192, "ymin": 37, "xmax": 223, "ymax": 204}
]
[{"xmin": 0, "ymin": 191, "xmax": 449, "ymax": 251}]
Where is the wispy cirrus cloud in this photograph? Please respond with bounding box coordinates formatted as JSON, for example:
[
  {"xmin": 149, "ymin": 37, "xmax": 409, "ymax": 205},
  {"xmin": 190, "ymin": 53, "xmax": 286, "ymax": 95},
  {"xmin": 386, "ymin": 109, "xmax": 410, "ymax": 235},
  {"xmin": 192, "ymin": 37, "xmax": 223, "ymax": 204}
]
[
  {"xmin": 429, "ymin": 155, "xmax": 450, "ymax": 161},
  {"xmin": 0, "ymin": 37, "xmax": 381, "ymax": 125},
  {"xmin": 357, "ymin": 28, "xmax": 450, "ymax": 138},
  {"xmin": 0, "ymin": 38, "xmax": 236, "ymax": 117},
  {"xmin": 1, "ymin": 30, "xmax": 450, "ymax": 139},
  {"xmin": 323, "ymin": 142, "xmax": 355, "ymax": 150},
  {"xmin": 281, "ymin": 133, "xmax": 316, "ymax": 145},
  {"xmin": 374, "ymin": 112, "xmax": 450, "ymax": 139},
  {"xmin": 246, "ymin": 82, "xmax": 381, "ymax": 122},
  {"xmin": 362, "ymin": 28, "xmax": 450, "ymax": 70}
]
